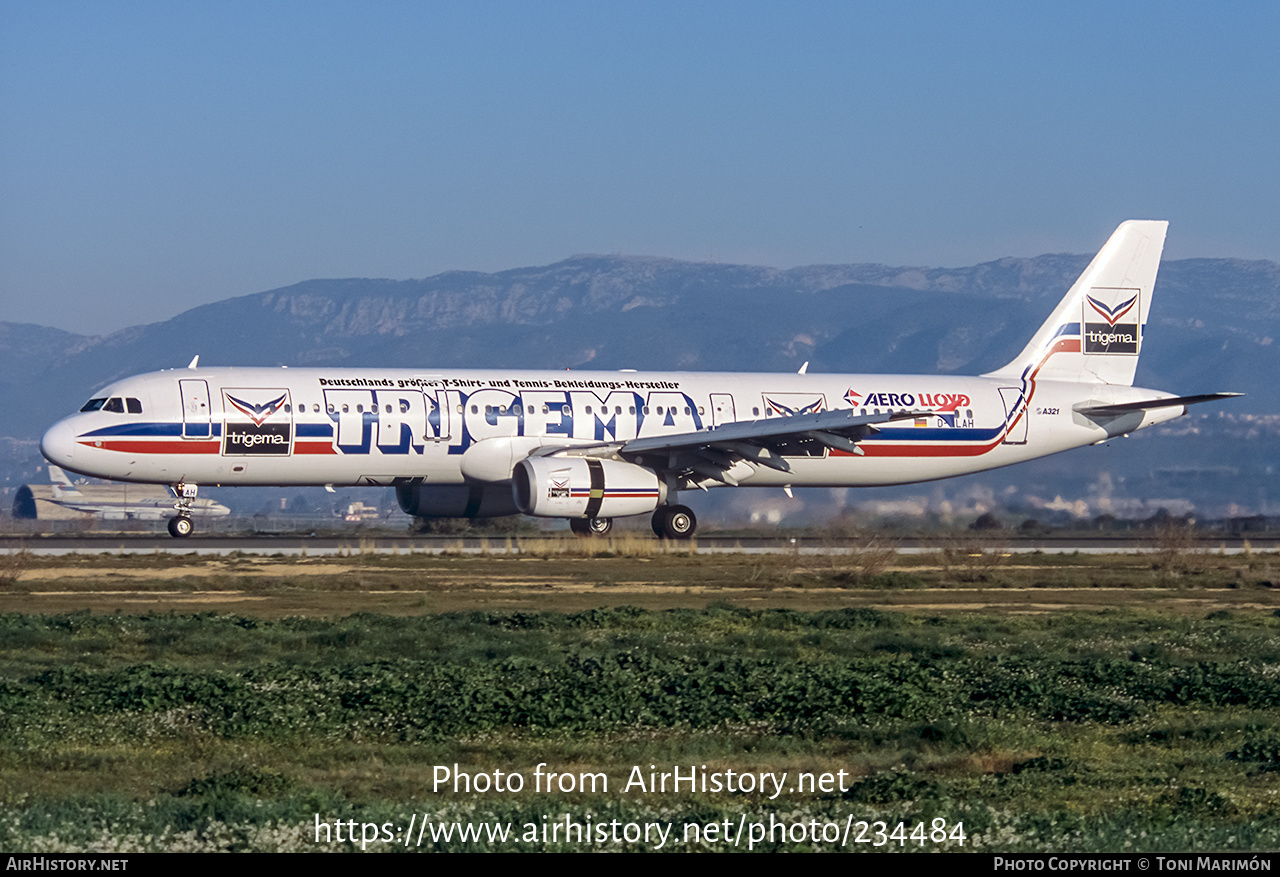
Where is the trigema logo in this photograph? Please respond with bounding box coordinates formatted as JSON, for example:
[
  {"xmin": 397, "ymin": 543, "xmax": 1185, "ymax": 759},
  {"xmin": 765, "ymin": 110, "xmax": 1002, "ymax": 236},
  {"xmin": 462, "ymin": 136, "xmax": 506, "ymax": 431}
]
[
  {"xmin": 222, "ymin": 389, "xmax": 292, "ymax": 455},
  {"xmin": 1083, "ymin": 288, "xmax": 1140, "ymax": 354},
  {"xmin": 548, "ymin": 472, "xmax": 571, "ymax": 499}
]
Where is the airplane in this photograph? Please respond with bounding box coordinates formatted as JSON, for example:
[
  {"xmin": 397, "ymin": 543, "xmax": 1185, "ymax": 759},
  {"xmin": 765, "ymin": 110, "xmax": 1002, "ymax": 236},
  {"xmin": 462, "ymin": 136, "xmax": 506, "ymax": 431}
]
[
  {"xmin": 38, "ymin": 221, "xmax": 1240, "ymax": 539},
  {"xmin": 12, "ymin": 465, "xmax": 230, "ymax": 523}
]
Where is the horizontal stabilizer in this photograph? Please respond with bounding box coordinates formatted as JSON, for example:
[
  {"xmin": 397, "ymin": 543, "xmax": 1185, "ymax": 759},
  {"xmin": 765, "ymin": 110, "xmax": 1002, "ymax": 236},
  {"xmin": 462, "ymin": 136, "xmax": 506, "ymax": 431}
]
[{"xmin": 1076, "ymin": 393, "xmax": 1243, "ymax": 417}]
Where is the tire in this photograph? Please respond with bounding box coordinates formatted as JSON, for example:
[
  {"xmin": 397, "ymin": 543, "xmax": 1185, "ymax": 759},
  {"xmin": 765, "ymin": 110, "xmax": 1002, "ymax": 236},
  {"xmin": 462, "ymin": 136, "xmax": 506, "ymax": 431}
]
[
  {"xmin": 665, "ymin": 505, "xmax": 696, "ymax": 539},
  {"xmin": 570, "ymin": 517, "xmax": 612, "ymax": 537},
  {"xmin": 651, "ymin": 511, "xmax": 666, "ymax": 537},
  {"xmin": 653, "ymin": 505, "xmax": 696, "ymax": 539},
  {"xmin": 168, "ymin": 516, "xmax": 193, "ymax": 538}
]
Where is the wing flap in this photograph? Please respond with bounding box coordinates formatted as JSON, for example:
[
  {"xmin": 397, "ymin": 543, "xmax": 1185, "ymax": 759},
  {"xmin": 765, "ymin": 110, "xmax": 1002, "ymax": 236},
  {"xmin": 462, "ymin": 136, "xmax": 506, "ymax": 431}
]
[
  {"xmin": 534, "ymin": 408, "xmax": 928, "ymax": 486},
  {"xmin": 620, "ymin": 407, "xmax": 924, "ymax": 456}
]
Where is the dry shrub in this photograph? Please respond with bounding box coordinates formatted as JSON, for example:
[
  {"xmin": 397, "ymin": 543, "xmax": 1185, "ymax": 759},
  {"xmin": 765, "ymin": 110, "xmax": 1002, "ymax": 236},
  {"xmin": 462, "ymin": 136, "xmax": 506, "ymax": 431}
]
[
  {"xmin": 517, "ymin": 532, "xmax": 691, "ymax": 559},
  {"xmin": 1150, "ymin": 520, "xmax": 1204, "ymax": 581},
  {"xmin": 822, "ymin": 529, "xmax": 899, "ymax": 586},
  {"xmin": 0, "ymin": 547, "xmax": 32, "ymax": 587},
  {"xmin": 933, "ymin": 532, "xmax": 1010, "ymax": 583}
]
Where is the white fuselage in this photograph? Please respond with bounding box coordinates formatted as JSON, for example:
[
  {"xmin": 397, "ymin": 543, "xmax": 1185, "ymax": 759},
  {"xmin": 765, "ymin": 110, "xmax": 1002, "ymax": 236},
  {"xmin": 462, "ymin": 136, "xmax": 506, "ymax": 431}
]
[
  {"xmin": 42, "ymin": 222, "xmax": 1217, "ymax": 538},
  {"xmin": 39, "ymin": 365, "xmax": 1180, "ymax": 490}
]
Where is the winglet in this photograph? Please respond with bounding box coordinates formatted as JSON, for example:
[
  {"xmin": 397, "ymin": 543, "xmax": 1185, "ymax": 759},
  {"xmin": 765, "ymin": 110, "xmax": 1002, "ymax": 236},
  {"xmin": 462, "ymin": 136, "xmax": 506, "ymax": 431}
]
[{"xmin": 187, "ymin": 355, "xmax": 200, "ymax": 370}]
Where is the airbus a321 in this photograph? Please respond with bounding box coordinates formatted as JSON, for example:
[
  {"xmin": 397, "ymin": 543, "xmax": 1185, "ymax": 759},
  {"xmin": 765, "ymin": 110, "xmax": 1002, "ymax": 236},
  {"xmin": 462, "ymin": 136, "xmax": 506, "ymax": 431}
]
[{"xmin": 40, "ymin": 221, "xmax": 1239, "ymax": 538}]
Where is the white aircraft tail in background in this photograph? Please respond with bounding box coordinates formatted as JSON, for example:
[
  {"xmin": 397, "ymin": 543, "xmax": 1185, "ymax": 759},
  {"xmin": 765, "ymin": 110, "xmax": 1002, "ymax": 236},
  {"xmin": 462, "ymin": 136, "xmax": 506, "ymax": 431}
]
[
  {"xmin": 40, "ymin": 221, "xmax": 1240, "ymax": 538},
  {"xmin": 13, "ymin": 464, "xmax": 232, "ymax": 524},
  {"xmin": 47, "ymin": 465, "xmax": 81, "ymax": 495}
]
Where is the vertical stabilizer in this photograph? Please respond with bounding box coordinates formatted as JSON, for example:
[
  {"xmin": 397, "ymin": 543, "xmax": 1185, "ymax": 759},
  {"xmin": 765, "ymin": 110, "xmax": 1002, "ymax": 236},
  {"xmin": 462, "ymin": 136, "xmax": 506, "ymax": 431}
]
[
  {"xmin": 984, "ymin": 220, "xmax": 1167, "ymax": 386},
  {"xmin": 48, "ymin": 465, "xmax": 82, "ymax": 495}
]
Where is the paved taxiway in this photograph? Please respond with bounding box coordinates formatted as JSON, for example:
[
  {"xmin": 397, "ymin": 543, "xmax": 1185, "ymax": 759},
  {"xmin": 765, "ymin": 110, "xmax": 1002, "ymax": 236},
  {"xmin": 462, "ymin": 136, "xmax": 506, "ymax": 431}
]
[{"xmin": 3, "ymin": 533, "xmax": 1276, "ymax": 556}]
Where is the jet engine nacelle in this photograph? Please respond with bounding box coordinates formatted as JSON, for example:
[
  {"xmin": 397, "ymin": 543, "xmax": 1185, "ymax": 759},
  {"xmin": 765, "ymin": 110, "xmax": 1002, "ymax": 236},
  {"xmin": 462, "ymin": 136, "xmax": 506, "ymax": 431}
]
[
  {"xmin": 513, "ymin": 457, "xmax": 666, "ymax": 518},
  {"xmin": 395, "ymin": 483, "xmax": 520, "ymax": 518}
]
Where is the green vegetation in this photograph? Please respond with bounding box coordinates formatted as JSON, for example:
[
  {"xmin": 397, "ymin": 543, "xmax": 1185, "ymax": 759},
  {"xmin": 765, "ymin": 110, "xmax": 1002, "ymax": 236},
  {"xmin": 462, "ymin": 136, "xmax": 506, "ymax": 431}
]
[{"xmin": 3, "ymin": 600, "xmax": 1280, "ymax": 852}]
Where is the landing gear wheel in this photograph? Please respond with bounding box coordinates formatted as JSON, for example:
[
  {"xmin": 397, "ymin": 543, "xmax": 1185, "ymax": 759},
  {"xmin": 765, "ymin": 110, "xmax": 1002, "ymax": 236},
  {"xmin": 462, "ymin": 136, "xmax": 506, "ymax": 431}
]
[
  {"xmin": 168, "ymin": 515, "xmax": 194, "ymax": 538},
  {"xmin": 652, "ymin": 505, "xmax": 696, "ymax": 540},
  {"xmin": 570, "ymin": 517, "xmax": 613, "ymax": 537}
]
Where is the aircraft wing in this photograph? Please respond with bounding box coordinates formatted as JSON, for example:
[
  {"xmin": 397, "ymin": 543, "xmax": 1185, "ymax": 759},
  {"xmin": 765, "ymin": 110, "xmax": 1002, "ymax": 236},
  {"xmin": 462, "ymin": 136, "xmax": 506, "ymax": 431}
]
[
  {"xmin": 623, "ymin": 407, "xmax": 924, "ymax": 453},
  {"xmin": 48, "ymin": 498, "xmax": 103, "ymax": 515},
  {"xmin": 541, "ymin": 408, "xmax": 926, "ymax": 486}
]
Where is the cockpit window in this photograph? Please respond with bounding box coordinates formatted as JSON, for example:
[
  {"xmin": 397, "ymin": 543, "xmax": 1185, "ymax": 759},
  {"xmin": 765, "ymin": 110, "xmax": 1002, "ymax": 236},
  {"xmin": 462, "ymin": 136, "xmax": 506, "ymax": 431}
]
[
  {"xmin": 126, "ymin": 397, "xmax": 143, "ymax": 414},
  {"xmin": 103, "ymin": 398, "xmax": 125, "ymax": 413},
  {"xmin": 80, "ymin": 398, "xmax": 107, "ymax": 412}
]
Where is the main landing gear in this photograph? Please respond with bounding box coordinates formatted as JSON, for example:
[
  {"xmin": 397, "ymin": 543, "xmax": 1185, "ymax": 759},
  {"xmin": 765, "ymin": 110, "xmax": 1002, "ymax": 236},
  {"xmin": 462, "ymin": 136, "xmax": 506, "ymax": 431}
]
[
  {"xmin": 168, "ymin": 481, "xmax": 198, "ymax": 538},
  {"xmin": 567, "ymin": 506, "xmax": 697, "ymax": 540},
  {"xmin": 570, "ymin": 517, "xmax": 613, "ymax": 537},
  {"xmin": 652, "ymin": 504, "xmax": 696, "ymax": 540}
]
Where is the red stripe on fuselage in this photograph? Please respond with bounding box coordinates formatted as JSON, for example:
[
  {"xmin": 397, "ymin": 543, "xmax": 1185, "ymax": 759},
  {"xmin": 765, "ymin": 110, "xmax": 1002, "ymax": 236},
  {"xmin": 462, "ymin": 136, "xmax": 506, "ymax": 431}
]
[
  {"xmin": 832, "ymin": 435, "xmax": 1005, "ymax": 458},
  {"xmin": 293, "ymin": 442, "xmax": 336, "ymax": 454},
  {"xmin": 831, "ymin": 336, "xmax": 1082, "ymax": 459},
  {"xmin": 80, "ymin": 440, "xmax": 221, "ymax": 454},
  {"xmin": 80, "ymin": 439, "xmax": 338, "ymax": 455}
]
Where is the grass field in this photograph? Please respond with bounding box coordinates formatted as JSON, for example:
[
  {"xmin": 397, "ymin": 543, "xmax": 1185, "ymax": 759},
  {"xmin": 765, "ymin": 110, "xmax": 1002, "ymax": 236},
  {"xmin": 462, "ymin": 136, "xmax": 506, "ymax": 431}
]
[{"xmin": 1, "ymin": 541, "xmax": 1278, "ymax": 852}]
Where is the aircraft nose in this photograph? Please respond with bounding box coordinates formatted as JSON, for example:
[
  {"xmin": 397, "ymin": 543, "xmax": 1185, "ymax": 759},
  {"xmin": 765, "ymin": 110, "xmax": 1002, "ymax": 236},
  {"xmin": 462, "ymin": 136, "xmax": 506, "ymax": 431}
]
[{"xmin": 40, "ymin": 419, "xmax": 78, "ymax": 467}]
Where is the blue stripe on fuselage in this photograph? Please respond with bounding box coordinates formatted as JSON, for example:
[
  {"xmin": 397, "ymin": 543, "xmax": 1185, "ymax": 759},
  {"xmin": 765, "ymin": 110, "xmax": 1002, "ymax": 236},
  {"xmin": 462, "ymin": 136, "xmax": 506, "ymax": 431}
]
[
  {"xmin": 82, "ymin": 422, "xmax": 179, "ymax": 437},
  {"xmin": 872, "ymin": 426, "xmax": 1002, "ymax": 442}
]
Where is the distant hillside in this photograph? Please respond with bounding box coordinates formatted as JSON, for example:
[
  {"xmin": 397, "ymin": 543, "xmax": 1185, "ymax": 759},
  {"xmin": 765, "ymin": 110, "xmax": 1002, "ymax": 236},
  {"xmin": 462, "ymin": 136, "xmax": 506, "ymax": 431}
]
[
  {"xmin": 2, "ymin": 253, "xmax": 1275, "ymax": 447},
  {"xmin": 4, "ymin": 251, "xmax": 1276, "ymax": 519}
]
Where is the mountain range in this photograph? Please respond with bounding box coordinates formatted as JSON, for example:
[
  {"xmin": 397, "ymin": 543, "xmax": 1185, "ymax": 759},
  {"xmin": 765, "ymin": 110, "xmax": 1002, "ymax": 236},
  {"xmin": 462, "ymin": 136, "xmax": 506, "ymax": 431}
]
[{"xmin": 3, "ymin": 252, "xmax": 1276, "ymax": 519}]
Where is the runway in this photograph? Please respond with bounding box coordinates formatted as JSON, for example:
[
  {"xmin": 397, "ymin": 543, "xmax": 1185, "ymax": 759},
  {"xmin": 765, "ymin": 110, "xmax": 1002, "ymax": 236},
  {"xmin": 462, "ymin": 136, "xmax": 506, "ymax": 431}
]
[{"xmin": 3, "ymin": 532, "xmax": 1276, "ymax": 556}]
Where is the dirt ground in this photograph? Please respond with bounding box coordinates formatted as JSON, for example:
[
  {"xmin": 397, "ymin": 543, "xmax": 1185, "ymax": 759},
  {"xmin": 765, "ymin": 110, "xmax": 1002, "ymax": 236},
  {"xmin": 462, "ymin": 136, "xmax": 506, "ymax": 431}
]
[{"xmin": 4, "ymin": 550, "xmax": 1278, "ymax": 616}]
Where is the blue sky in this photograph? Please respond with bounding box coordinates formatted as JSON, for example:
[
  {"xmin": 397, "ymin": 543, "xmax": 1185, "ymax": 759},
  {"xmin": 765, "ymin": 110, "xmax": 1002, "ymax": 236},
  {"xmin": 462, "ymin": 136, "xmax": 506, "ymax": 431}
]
[{"xmin": 3, "ymin": 1, "xmax": 1278, "ymax": 334}]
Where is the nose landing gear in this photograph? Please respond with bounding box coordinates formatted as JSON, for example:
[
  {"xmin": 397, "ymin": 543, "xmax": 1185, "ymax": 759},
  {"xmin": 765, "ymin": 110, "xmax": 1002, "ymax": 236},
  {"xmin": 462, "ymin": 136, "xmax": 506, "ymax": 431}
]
[{"xmin": 168, "ymin": 481, "xmax": 198, "ymax": 538}]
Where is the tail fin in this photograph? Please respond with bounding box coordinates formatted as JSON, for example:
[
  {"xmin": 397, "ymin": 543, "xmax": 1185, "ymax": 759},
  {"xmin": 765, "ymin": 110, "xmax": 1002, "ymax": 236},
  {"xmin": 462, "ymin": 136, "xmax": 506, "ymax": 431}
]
[
  {"xmin": 48, "ymin": 465, "xmax": 82, "ymax": 495},
  {"xmin": 983, "ymin": 220, "xmax": 1167, "ymax": 386}
]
